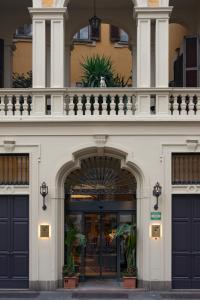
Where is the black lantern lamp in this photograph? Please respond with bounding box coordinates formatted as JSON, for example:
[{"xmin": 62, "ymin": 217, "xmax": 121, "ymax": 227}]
[
  {"xmin": 153, "ymin": 182, "xmax": 162, "ymax": 211},
  {"xmin": 89, "ymin": 0, "xmax": 101, "ymax": 32},
  {"xmin": 40, "ymin": 182, "xmax": 48, "ymax": 210}
]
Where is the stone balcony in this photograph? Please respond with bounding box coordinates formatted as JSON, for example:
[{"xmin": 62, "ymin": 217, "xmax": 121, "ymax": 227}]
[{"xmin": 0, "ymin": 88, "xmax": 200, "ymax": 121}]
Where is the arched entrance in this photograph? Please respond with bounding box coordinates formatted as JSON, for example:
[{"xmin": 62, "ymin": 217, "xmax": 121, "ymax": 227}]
[{"xmin": 64, "ymin": 155, "xmax": 137, "ymax": 280}]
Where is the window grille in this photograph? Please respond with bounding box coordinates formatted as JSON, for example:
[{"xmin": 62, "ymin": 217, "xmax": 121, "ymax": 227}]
[
  {"xmin": 172, "ymin": 153, "xmax": 200, "ymax": 184},
  {"xmin": 0, "ymin": 154, "xmax": 29, "ymax": 185}
]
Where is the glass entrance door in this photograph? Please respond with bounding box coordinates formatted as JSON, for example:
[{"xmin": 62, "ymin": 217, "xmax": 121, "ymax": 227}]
[{"xmin": 85, "ymin": 213, "xmax": 117, "ymax": 277}]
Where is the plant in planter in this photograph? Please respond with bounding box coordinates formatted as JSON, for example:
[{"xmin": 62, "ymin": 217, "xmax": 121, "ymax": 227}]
[
  {"xmin": 63, "ymin": 223, "xmax": 86, "ymax": 289},
  {"xmin": 80, "ymin": 54, "xmax": 131, "ymax": 87},
  {"xmin": 115, "ymin": 223, "xmax": 137, "ymax": 288}
]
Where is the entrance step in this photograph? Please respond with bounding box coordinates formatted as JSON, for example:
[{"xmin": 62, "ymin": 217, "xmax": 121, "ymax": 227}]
[
  {"xmin": 71, "ymin": 292, "xmax": 129, "ymax": 299},
  {"xmin": 161, "ymin": 291, "xmax": 200, "ymax": 299},
  {"xmin": 0, "ymin": 291, "xmax": 39, "ymax": 298}
]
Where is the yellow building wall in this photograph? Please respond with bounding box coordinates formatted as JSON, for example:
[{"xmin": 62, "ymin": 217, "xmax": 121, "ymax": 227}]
[
  {"xmin": 71, "ymin": 24, "xmax": 132, "ymax": 86},
  {"xmin": 13, "ymin": 40, "xmax": 32, "ymax": 74}
]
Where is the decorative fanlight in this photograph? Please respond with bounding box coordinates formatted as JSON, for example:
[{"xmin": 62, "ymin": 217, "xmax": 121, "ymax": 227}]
[{"xmin": 89, "ymin": 0, "xmax": 101, "ymax": 32}]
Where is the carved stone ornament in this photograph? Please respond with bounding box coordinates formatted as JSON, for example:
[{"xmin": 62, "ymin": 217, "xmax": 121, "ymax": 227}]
[
  {"xmin": 94, "ymin": 135, "xmax": 108, "ymax": 147},
  {"xmin": 186, "ymin": 139, "xmax": 198, "ymax": 152},
  {"xmin": 3, "ymin": 140, "xmax": 16, "ymax": 152}
]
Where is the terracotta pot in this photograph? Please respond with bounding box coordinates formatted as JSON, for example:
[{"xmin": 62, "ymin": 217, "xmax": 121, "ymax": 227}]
[
  {"xmin": 123, "ymin": 277, "xmax": 136, "ymax": 289},
  {"xmin": 63, "ymin": 276, "xmax": 78, "ymax": 289}
]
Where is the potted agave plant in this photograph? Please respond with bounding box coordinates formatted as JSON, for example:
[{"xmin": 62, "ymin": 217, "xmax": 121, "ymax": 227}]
[
  {"xmin": 115, "ymin": 223, "xmax": 137, "ymax": 289},
  {"xmin": 63, "ymin": 223, "xmax": 86, "ymax": 289}
]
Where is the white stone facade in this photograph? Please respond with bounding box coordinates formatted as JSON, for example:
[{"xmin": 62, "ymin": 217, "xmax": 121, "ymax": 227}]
[{"xmin": 0, "ymin": 0, "xmax": 200, "ymax": 291}]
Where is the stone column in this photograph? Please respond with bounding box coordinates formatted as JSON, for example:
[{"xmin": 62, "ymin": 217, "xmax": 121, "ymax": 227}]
[
  {"xmin": 29, "ymin": 7, "xmax": 67, "ymax": 116},
  {"xmin": 4, "ymin": 40, "xmax": 13, "ymax": 88},
  {"xmin": 50, "ymin": 9, "xmax": 67, "ymax": 116}
]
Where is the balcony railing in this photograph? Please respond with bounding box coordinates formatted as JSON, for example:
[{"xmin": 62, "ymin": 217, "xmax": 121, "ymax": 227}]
[{"xmin": 0, "ymin": 88, "xmax": 200, "ymax": 119}]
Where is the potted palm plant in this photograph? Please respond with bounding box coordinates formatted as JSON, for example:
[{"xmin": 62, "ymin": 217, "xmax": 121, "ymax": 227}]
[
  {"xmin": 115, "ymin": 223, "xmax": 137, "ymax": 288},
  {"xmin": 63, "ymin": 223, "xmax": 86, "ymax": 289}
]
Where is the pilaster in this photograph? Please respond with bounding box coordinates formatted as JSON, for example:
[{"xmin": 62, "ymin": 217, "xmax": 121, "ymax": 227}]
[
  {"xmin": 155, "ymin": 16, "xmax": 169, "ymax": 87},
  {"xmin": 51, "ymin": 16, "xmax": 65, "ymax": 88},
  {"xmin": 136, "ymin": 17, "xmax": 151, "ymax": 88},
  {"xmin": 32, "ymin": 18, "xmax": 46, "ymax": 88}
]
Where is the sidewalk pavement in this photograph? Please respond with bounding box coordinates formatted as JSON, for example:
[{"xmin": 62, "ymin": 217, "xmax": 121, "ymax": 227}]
[{"xmin": 0, "ymin": 290, "xmax": 199, "ymax": 300}]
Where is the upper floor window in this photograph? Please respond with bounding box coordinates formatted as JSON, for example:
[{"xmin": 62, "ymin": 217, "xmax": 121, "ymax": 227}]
[
  {"xmin": 110, "ymin": 25, "xmax": 129, "ymax": 44},
  {"xmin": 73, "ymin": 25, "xmax": 101, "ymax": 42},
  {"xmin": 15, "ymin": 24, "xmax": 32, "ymax": 38},
  {"xmin": 0, "ymin": 154, "xmax": 29, "ymax": 185}
]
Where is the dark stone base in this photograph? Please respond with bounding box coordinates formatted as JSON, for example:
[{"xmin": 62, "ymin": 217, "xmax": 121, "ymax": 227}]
[
  {"xmin": 138, "ymin": 280, "xmax": 171, "ymax": 291},
  {"xmin": 29, "ymin": 281, "xmax": 59, "ymax": 291},
  {"xmin": 29, "ymin": 279, "xmax": 171, "ymax": 291}
]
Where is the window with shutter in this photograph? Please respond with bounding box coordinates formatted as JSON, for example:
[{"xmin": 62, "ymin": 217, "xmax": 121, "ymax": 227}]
[
  {"xmin": 90, "ymin": 26, "xmax": 101, "ymax": 41},
  {"xmin": 184, "ymin": 36, "xmax": 198, "ymax": 87},
  {"xmin": 110, "ymin": 25, "xmax": 120, "ymax": 42}
]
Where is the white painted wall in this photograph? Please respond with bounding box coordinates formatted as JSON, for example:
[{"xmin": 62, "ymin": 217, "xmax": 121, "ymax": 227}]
[{"xmin": 0, "ymin": 121, "xmax": 199, "ymax": 288}]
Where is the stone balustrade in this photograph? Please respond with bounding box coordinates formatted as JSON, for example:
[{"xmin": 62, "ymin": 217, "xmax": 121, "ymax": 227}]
[{"xmin": 0, "ymin": 88, "xmax": 200, "ymax": 119}]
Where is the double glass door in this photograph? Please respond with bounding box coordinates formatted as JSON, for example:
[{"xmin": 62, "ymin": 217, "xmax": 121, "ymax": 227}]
[
  {"xmin": 85, "ymin": 213, "xmax": 117, "ymax": 277},
  {"xmin": 65, "ymin": 211, "xmax": 135, "ymax": 279}
]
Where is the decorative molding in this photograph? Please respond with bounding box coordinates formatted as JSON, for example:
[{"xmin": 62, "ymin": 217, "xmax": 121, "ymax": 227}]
[
  {"xmin": 186, "ymin": 139, "xmax": 199, "ymax": 152},
  {"xmin": 172, "ymin": 185, "xmax": 200, "ymax": 194},
  {"xmin": 3, "ymin": 140, "xmax": 16, "ymax": 152},
  {"xmin": 0, "ymin": 185, "xmax": 30, "ymax": 195},
  {"xmin": 93, "ymin": 135, "xmax": 108, "ymax": 147}
]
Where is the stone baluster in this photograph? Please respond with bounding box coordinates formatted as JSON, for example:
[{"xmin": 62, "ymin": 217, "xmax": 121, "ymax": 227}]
[
  {"xmin": 118, "ymin": 96, "xmax": 124, "ymax": 116},
  {"xmin": 188, "ymin": 95, "xmax": 194, "ymax": 116},
  {"xmin": 93, "ymin": 95, "xmax": 99, "ymax": 116},
  {"xmin": 110, "ymin": 95, "xmax": 116, "ymax": 116},
  {"xmin": 85, "ymin": 95, "xmax": 91, "ymax": 116},
  {"xmin": 7, "ymin": 95, "xmax": 13, "ymax": 116},
  {"xmin": 181, "ymin": 95, "xmax": 187, "ymax": 116},
  {"xmin": 0, "ymin": 95, "xmax": 5, "ymax": 116},
  {"xmin": 23, "ymin": 96, "xmax": 29, "ymax": 116},
  {"xmin": 68, "ymin": 94, "xmax": 75, "ymax": 116},
  {"xmin": 15, "ymin": 96, "xmax": 21, "ymax": 116},
  {"xmin": 126, "ymin": 96, "xmax": 133, "ymax": 116},
  {"xmin": 173, "ymin": 95, "xmax": 179, "ymax": 116},
  {"xmin": 102, "ymin": 95, "xmax": 107, "ymax": 116},
  {"xmin": 77, "ymin": 96, "xmax": 83, "ymax": 116}
]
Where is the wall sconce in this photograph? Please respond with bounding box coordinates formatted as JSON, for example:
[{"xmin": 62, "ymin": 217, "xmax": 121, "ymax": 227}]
[
  {"xmin": 40, "ymin": 182, "xmax": 48, "ymax": 210},
  {"xmin": 153, "ymin": 182, "xmax": 162, "ymax": 211}
]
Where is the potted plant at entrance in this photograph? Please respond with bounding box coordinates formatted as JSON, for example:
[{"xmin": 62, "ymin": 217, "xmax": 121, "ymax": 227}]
[
  {"xmin": 115, "ymin": 223, "xmax": 137, "ymax": 288},
  {"xmin": 63, "ymin": 223, "xmax": 86, "ymax": 289}
]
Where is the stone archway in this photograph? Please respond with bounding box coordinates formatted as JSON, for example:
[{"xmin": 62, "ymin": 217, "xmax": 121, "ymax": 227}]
[{"xmin": 55, "ymin": 146, "xmax": 145, "ymax": 286}]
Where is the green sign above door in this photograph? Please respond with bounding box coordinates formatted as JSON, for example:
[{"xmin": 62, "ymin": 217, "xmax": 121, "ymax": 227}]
[{"xmin": 151, "ymin": 212, "xmax": 161, "ymax": 220}]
